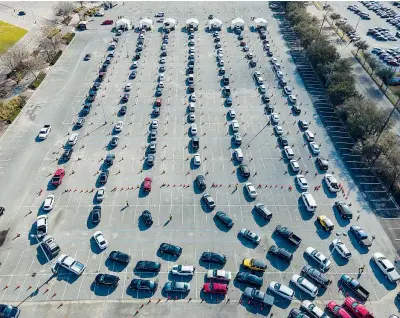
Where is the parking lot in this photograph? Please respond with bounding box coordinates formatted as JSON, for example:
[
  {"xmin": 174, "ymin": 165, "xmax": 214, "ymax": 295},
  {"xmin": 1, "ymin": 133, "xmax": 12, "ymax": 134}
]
[{"xmin": 0, "ymin": 2, "xmax": 398, "ymax": 317}]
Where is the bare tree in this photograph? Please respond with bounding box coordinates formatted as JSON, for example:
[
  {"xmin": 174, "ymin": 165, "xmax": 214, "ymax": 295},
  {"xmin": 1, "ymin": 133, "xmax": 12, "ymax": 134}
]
[
  {"xmin": 53, "ymin": 2, "xmax": 75, "ymax": 18},
  {"xmin": 0, "ymin": 43, "xmax": 29, "ymax": 73},
  {"xmin": 23, "ymin": 56, "xmax": 46, "ymax": 80},
  {"xmin": 39, "ymin": 27, "xmax": 62, "ymax": 62}
]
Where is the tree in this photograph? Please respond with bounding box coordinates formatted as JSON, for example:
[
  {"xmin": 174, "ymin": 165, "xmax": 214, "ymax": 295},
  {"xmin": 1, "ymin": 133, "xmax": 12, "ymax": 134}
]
[
  {"xmin": 330, "ymin": 13, "xmax": 341, "ymax": 25},
  {"xmin": 354, "ymin": 40, "xmax": 369, "ymax": 54},
  {"xmin": 307, "ymin": 37, "xmax": 338, "ymax": 68},
  {"xmin": 327, "ymin": 81, "xmax": 356, "ymax": 106},
  {"xmin": 376, "ymin": 66, "xmax": 395, "ymax": 88},
  {"xmin": 53, "ymin": 2, "xmax": 75, "ymax": 18},
  {"xmin": 375, "ymin": 147, "xmax": 400, "ymax": 190},
  {"xmin": 363, "ymin": 52, "xmax": 379, "ymax": 73},
  {"xmin": 0, "ymin": 43, "xmax": 29, "ymax": 74},
  {"xmin": 39, "ymin": 27, "xmax": 62, "ymax": 62},
  {"xmin": 293, "ymin": 22, "xmax": 320, "ymax": 49},
  {"xmin": 23, "ymin": 56, "xmax": 46, "ymax": 81}
]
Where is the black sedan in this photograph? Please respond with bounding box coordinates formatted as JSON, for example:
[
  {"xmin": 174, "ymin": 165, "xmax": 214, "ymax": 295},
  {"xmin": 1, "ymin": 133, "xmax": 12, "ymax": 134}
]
[
  {"xmin": 95, "ymin": 273, "xmax": 119, "ymax": 287},
  {"xmin": 235, "ymin": 272, "xmax": 263, "ymax": 287},
  {"xmin": 84, "ymin": 53, "xmax": 91, "ymax": 60},
  {"xmin": 129, "ymin": 279, "xmax": 158, "ymax": 292},
  {"xmin": 135, "ymin": 261, "xmax": 161, "ymax": 272},
  {"xmin": 215, "ymin": 211, "xmax": 234, "ymax": 228},
  {"xmin": 239, "ymin": 164, "xmax": 250, "ymax": 177},
  {"xmin": 141, "ymin": 210, "xmax": 153, "ymax": 225},
  {"xmin": 195, "ymin": 175, "xmax": 206, "ymax": 190},
  {"xmin": 0, "ymin": 304, "xmax": 20, "ymax": 318},
  {"xmin": 200, "ymin": 252, "xmax": 226, "ymax": 264},
  {"xmin": 109, "ymin": 251, "xmax": 131, "ymax": 264},
  {"xmin": 92, "ymin": 206, "xmax": 101, "ymax": 223},
  {"xmin": 159, "ymin": 243, "xmax": 182, "ymax": 257}
]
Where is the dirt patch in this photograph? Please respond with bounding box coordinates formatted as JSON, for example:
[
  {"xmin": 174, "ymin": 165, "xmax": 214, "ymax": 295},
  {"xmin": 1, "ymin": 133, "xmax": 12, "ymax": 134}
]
[{"xmin": 0, "ymin": 228, "xmax": 10, "ymax": 248}]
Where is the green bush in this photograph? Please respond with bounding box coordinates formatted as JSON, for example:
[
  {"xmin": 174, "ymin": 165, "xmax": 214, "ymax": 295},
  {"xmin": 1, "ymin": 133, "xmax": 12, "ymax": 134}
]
[
  {"xmin": 0, "ymin": 96, "xmax": 27, "ymax": 122},
  {"xmin": 50, "ymin": 50, "xmax": 63, "ymax": 66},
  {"xmin": 28, "ymin": 72, "xmax": 46, "ymax": 90},
  {"xmin": 61, "ymin": 32, "xmax": 75, "ymax": 45}
]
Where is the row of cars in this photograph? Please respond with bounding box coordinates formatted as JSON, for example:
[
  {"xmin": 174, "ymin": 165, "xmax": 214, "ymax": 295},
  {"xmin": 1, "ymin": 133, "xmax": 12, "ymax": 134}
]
[{"xmin": 371, "ymin": 46, "xmax": 400, "ymax": 67}]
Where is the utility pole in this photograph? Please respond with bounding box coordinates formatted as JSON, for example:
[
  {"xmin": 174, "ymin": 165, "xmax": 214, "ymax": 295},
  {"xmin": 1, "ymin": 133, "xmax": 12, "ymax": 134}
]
[{"xmin": 374, "ymin": 98, "xmax": 400, "ymax": 146}]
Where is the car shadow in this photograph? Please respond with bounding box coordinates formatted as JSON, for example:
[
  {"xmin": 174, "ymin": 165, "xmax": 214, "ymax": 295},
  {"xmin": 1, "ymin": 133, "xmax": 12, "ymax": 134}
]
[
  {"xmin": 86, "ymin": 212, "xmax": 99, "ymax": 230},
  {"xmin": 90, "ymin": 281, "xmax": 117, "ymax": 296},
  {"xmin": 126, "ymin": 286, "xmax": 155, "ymax": 299},
  {"xmin": 161, "ymin": 288, "xmax": 190, "ymax": 300},
  {"xmin": 251, "ymin": 208, "xmax": 269, "ymax": 228},
  {"xmin": 133, "ymin": 269, "xmax": 159, "ymax": 279},
  {"xmin": 138, "ymin": 216, "xmax": 152, "ymax": 231},
  {"xmin": 270, "ymin": 232, "xmax": 299, "ymax": 253},
  {"xmin": 36, "ymin": 245, "xmax": 50, "ymax": 265},
  {"xmin": 29, "ymin": 222, "xmax": 38, "ymax": 246},
  {"xmin": 213, "ymin": 214, "xmax": 232, "ymax": 232},
  {"xmin": 297, "ymin": 198, "xmax": 314, "ymax": 221},
  {"xmin": 105, "ymin": 258, "xmax": 127, "ymax": 273},
  {"xmin": 322, "ymin": 182, "xmax": 337, "ymax": 199},
  {"xmin": 56, "ymin": 272, "xmax": 80, "ymax": 284},
  {"xmin": 90, "ymin": 237, "xmax": 103, "ymax": 254},
  {"xmin": 369, "ymin": 259, "xmax": 398, "ymax": 290},
  {"xmin": 347, "ymin": 230, "xmax": 370, "ymax": 255},
  {"xmin": 167, "ymin": 272, "xmax": 193, "ymax": 282},
  {"xmin": 314, "ymin": 220, "xmax": 331, "ymax": 240},
  {"xmin": 138, "ymin": 187, "xmax": 150, "ymax": 198},
  {"xmin": 199, "ymin": 199, "xmax": 212, "ymax": 213},
  {"xmin": 237, "ymin": 233, "xmax": 258, "ymax": 249},
  {"xmin": 266, "ymin": 252, "xmax": 290, "ymax": 271},
  {"xmin": 236, "ymin": 169, "xmax": 249, "ymax": 182}
]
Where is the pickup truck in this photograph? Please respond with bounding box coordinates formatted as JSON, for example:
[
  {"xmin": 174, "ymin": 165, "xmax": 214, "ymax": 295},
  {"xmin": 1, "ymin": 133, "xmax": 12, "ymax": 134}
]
[
  {"xmin": 52, "ymin": 254, "xmax": 86, "ymax": 275},
  {"xmin": 274, "ymin": 225, "xmax": 302, "ymax": 246},
  {"xmin": 340, "ymin": 274, "xmax": 370, "ymax": 301}
]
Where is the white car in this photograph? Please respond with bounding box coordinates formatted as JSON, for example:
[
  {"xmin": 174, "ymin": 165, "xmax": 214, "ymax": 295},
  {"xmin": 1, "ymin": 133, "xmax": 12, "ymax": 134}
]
[
  {"xmin": 290, "ymin": 159, "xmax": 300, "ymax": 172},
  {"xmin": 160, "ymin": 57, "xmax": 166, "ymax": 63},
  {"xmin": 296, "ymin": 175, "xmax": 308, "ymax": 190},
  {"xmin": 96, "ymin": 187, "xmax": 105, "ymax": 202},
  {"xmin": 301, "ymin": 300, "xmax": 326, "ymax": 317},
  {"xmin": 288, "ymin": 95, "xmax": 297, "ymax": 104},
  {"xmin": 253, "ymin": 71, "xmax": 261, "ymax": 77},
  {"xmin": 219, "ymin": 59, "xmax": 224, "ymax": 66},
  {"xmin": 309, "ymin": 142, "xmax": 320, "ymax": 155},
  {"xmin": 125, "ymin": 83, "xmax": 132, "ymax": 91},
  {"xmin": 256, "ymin": 76, "xmax": 264, "ymax": 84},
  {"xmin": 273, "ymin": 63, "xmax": 281, "ymax": 71},
  {"xmin": 234, "ymin": 148, "xmax": 244, "ymax": 162},
  {"xmin": 270, "ymin": 113, "xmax": 280, "ymax": 124},
  {"xmin": 305, "ymin": 247, "xmax": 331, "ymax": 271},
  {"xmin": 283, "ymin": 86, "xmax": 293, "ymax": 95},
  {"xmin": 132, "ymin": 61, "xmax": 138, "ymax": 68},
  {"xmin": 158, "ymin": 81, "xmax": 164, "ymax": 88},
  {"xmin": 193, "ymin": 154, "xmax": 201, "ymax": 166},
  {"xmin": 68, "ymin": 133, "xmax": 79, "ymax": 146},
  {"xmin": 36, "ymin": 215, "xmax": 48, "ymax": 238},
  {"xmin": 332, "ymin": 239, "xmax": 352, "ymax": 259},
  {"xmin": 270, "ymin": 57, "xmax": 277, "ymax": 65},
  {"xmin": 188, "ymin": 112, "xmax": 195, "ymax": 122},
  {"xmin": 188, "ymin": 102, "xmax": 195, "ymax": 112},
  {"xmin": 38, "ymin": 125, "xmax": 51, "ymax": 139},
  {"xmin": 228, "ymin": 109, "xmax": 236, "ymax": 118},
  {"xmin": 217, "ymin": 53, "xmax": 224, "ymax": 60},
  {"xmin": 291, "ymin": 275, "xmax": 318, "ymax": 298},
  {"xmin": 114, "ymin": 121, "xmax": 124, "ymax": 132},
  {"xmin": 151, "ymin": 119, "xmax": 159, "ymax": 129},
  {"xmin": 190, "ymin": 94, "xmax": 196, "ymax": 102},
  {"xmin": 324, "ymin": 174, "xmax": 340, "ymax": 192},
  {"xmin": 231, "ymin": 120, "xmax": 239, "ymax": 132},
  {"xmin": 206, "ymin": 269, "xmax": 232, "ymax": 282},
  {"xmin": 43, "ymin": 194, "xmax": 55, "ymax": 211},
  {"xmin": 284, "ymin": 146, "xmax": 294, "ymax": 159},
  {"xmin": 274, "ymin": 125, "xmax": 283, "ymax": 135},
  {"xmin": 159, "ymin": 73, "xmax": 165, "ymax": 81},
  {"xmin": 171, "ymin": 265, "xmax": 195, "ymax": 276},
  {"xmin": 245, "ymin": 182, "xmax": 257, "ymax": 199},
  {"xmin": 233, "ymin": 133, "xmax": 242, "ymax": 145},
  {"xmin": 372, "ymin": 252, "xmax": 400, "ymax": 282},
  {"xmin": 268, "ymin": 281, "xmax": 294, "ymax": 301},
  {"xmin": 93, "ymin": 231, "xmax": 108, "ymax": 250},
  {"xmin": 239, "ymin": 228, "xmax": 261, "ymax": 244},
  {"xmin": 276, "ymin": 70, "xmax": 284, "ymax": 78},
  {"xmin": 190, "ymin": 124, "xmax": 198, "ymax": 135}
]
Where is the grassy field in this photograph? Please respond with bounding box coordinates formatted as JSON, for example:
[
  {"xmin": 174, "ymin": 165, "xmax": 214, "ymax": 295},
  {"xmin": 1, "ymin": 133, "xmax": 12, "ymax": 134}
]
[{"xmin": 0, "ymin": 21, "xmax": 28, "ymax": 55}]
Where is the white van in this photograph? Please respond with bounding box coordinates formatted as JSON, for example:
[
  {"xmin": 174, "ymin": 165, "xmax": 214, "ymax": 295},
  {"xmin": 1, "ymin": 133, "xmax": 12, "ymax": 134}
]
[
  {"xmin": 234, "ymin": 149, "xmax": 244, "ymax": 162},
  {"xmin": 305, "ymin": 130, "xmax": 315, "ymax": 142},
  {"xmin": 302, "ymin": 192, "xmax": 317, "ymax": 212},
  {"xmin": 189, "ymin": 102, "xmax": 195, "ymax": 112}
]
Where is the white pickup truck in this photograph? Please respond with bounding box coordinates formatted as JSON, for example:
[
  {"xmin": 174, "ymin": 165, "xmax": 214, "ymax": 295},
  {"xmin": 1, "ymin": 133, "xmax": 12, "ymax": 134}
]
[{"xmin": 52, "ymin": 254, "xmax": 86, "ymax": 275}]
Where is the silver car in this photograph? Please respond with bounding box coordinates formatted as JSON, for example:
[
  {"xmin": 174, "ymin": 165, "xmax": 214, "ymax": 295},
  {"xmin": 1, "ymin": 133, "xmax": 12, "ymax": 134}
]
[{"xmin": 164, "ymin": 281, "xmax": 190, "ymax": 293}]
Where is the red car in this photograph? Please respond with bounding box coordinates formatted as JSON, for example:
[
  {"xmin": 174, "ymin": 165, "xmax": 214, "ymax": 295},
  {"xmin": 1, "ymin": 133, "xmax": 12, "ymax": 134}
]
[
  {"xmin": 203, "ymin": 282, "xmax": 228, "ymax": 294},
  {"xmin": 51, "ymin": 168, "xmax": 65, "ymax": 186},
  {"xmin": 143, "ymin": 177, "xmax": 152, "ymax": 192},
  {"xmin": 102, "ymin": 20, "xmax": 113, "ymax": 25},
  {"xmin": 343, "ymin": 297, "xmax": 374, "ymax": 318},
  {"xmin": 240, "ymin": 41, "xmax": 246, "ymax": 47},
  {"xmin": 326, "ymin": 301, "xmax": 352, "ymax": 318},
  {"xmin": 155, "ymin": 98, "xmax": 162, "ymax": 107}
]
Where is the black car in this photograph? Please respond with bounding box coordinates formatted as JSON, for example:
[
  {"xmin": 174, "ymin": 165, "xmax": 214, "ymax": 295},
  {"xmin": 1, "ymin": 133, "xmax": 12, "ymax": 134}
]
[
  {"xmin": 135, "ymin": 261, "xmax": 161, "ymax": 272},
  {"xmin": 249, "ymin": 60, "xmax": 257, "ymax": 67},
  {"xmin": 261, "ymin": 94, "xmax": 270, "ymax": 104},
  {"xmin": 238, "ymin": 35, "xmax": 244, "ymax": 40},
  {"xmin": 110, "ymin": 136, "xmax": 119, "ymax": 147},
  {"xmin": 301, "ymin": 265, "xmax": 331, "ymax": 287},
  {"xmin": 200, "ymin": 252, "xmax": 226, "ymax": 264},
  {"xmin": 92, "ymin": 82, "xmax": 100, "ymax": 90},
  {"xmin": 289, "ymin": 309, "xmax": 311, "ymax": 318},
  {"xmin": 0, "ymin": 304, "xmax": 20, "ymax": 318},
  {"xmin": 99, "ymin": 170, "xmax": 109, "ymax": 184},
  {"xmin": 62, "ymin": 148, "xmax": 73, "ymax": 160},
  {"xmin": 160, "ymin": 50, "xmax": 167, "ymax": 57},
  {"xmin": 195, "ymin": 175, "xmax": 206, "ymax": 190},
  {"xmin": 141, "ymin": 210, "xmax": 153, "ymax": 225},
  {"xmin": 235, "ymin": 272, "xmax": 263, "ymax": 287},
  {"xmin": 84, "ymin": 54, "xmax": 91, "ymax": 60},
  {"xmin": 215, "ymin": 211, "xmax": 234, "ymax": 228},
  {"xmin": 159, "ymin": 243, "xmax": 182, "ymax": 257},
  {"xmin": 219, "ymin": 67, "xmax": 225, "ymax": 75},
  {"xmin": 92, "ymin": 205, "xmax": 101, "ymax": 223},
  {"xmin": 75, "ymin": 117, "xmax": 85, "ymax": 128},
  {"xmin": 109, "ymin": 251, "xmax": 131, "ymax": 264},
  {"xmin": 278, "ymin": 136, "xmax": 289, "ymax": 146},
  {"xmin": 334, "ymin": 201, "xmax": 353, "ymax": 219},
  {"xmin": 135, "ymin": 52, "xmax": 141, "ymax": 60},
  {"xmin": 119, "ymin": 106, "xmax": 127, "ymax": 115},
  {"xmin": 95, "ymin": 273, "xmax": 119, "ymax": 287},
  {"xmin": 152, "ymin": 107, "xmax": 160, "ymax": 117},
  {"xmin": 155, "ymin": 87, "xmax": 163, "ymax": 96},
  {"xmin": 130, "ymin": 71, "xmax": 137, "ymax": 79},
  {"xmin": 266, "ymin": 50, "xmax": 273, "ymax": 57},
  {"xmin": 215, "ymin": 43, "xmax": 221, "ymax": 49},
  {"xmin": 268, "ymin": 245, "xmax": 293, "ymax": 262},
  {"xmin": 129, "ymin": 279, "xmax": 158, "ymax": 292},
  {"xmin": 316, "ymin": 157, "xmax": 329, "ymax": 171},
  {"xmin": 159, "ymin": 65, "xmax": 165, "ymax": 72},
  {"xmin": 278, "ymin": 78, "xmax": 287, "ymax": 87},
  {"xmin": 292, "ymin": 104, "xmax": 301, "ymax": 114},
  {"xmin": 239, "ymin": 164, "xmax": 250, "ymax": 177},
  {"xmin": 188, "ymin": 84, "xmax": 194, "ymax": 92}
]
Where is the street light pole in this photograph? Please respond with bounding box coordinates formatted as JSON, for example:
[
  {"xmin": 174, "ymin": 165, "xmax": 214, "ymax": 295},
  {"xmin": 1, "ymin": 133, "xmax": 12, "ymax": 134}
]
[
  {"xmin": 245, "ymin": 121, "xmax": 271, "ymax": 147},
  {"xmin": 374, "ymin": 98, "xmax": 400, "ymax": 146},
  {"xmin": 354, "ymin": 16, "xmax": 361, "ymax": 32}
]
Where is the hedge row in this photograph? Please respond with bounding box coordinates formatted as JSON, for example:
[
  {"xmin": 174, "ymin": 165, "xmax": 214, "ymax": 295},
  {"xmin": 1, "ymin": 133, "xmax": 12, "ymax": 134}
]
[
  {"xmin": 61, "ymin": 32, "xmax": 75, "ymax": 45},
  {"xmin": 50, "ymin": 50, "xmax": 63, "ymax": 66},
  {"xmin": 28, "ymin": 72, "xmax": 46, "ymax": 90},
  {"xmin": 0, "ymin": 96, "xmax": 27, "ymax": 122}
]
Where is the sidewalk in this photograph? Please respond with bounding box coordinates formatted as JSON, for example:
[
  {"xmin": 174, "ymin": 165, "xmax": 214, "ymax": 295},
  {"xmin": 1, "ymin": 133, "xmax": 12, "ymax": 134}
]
[{"xmin": 308, "ymin": 5, "xmax": 400, "ymax": 134}]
